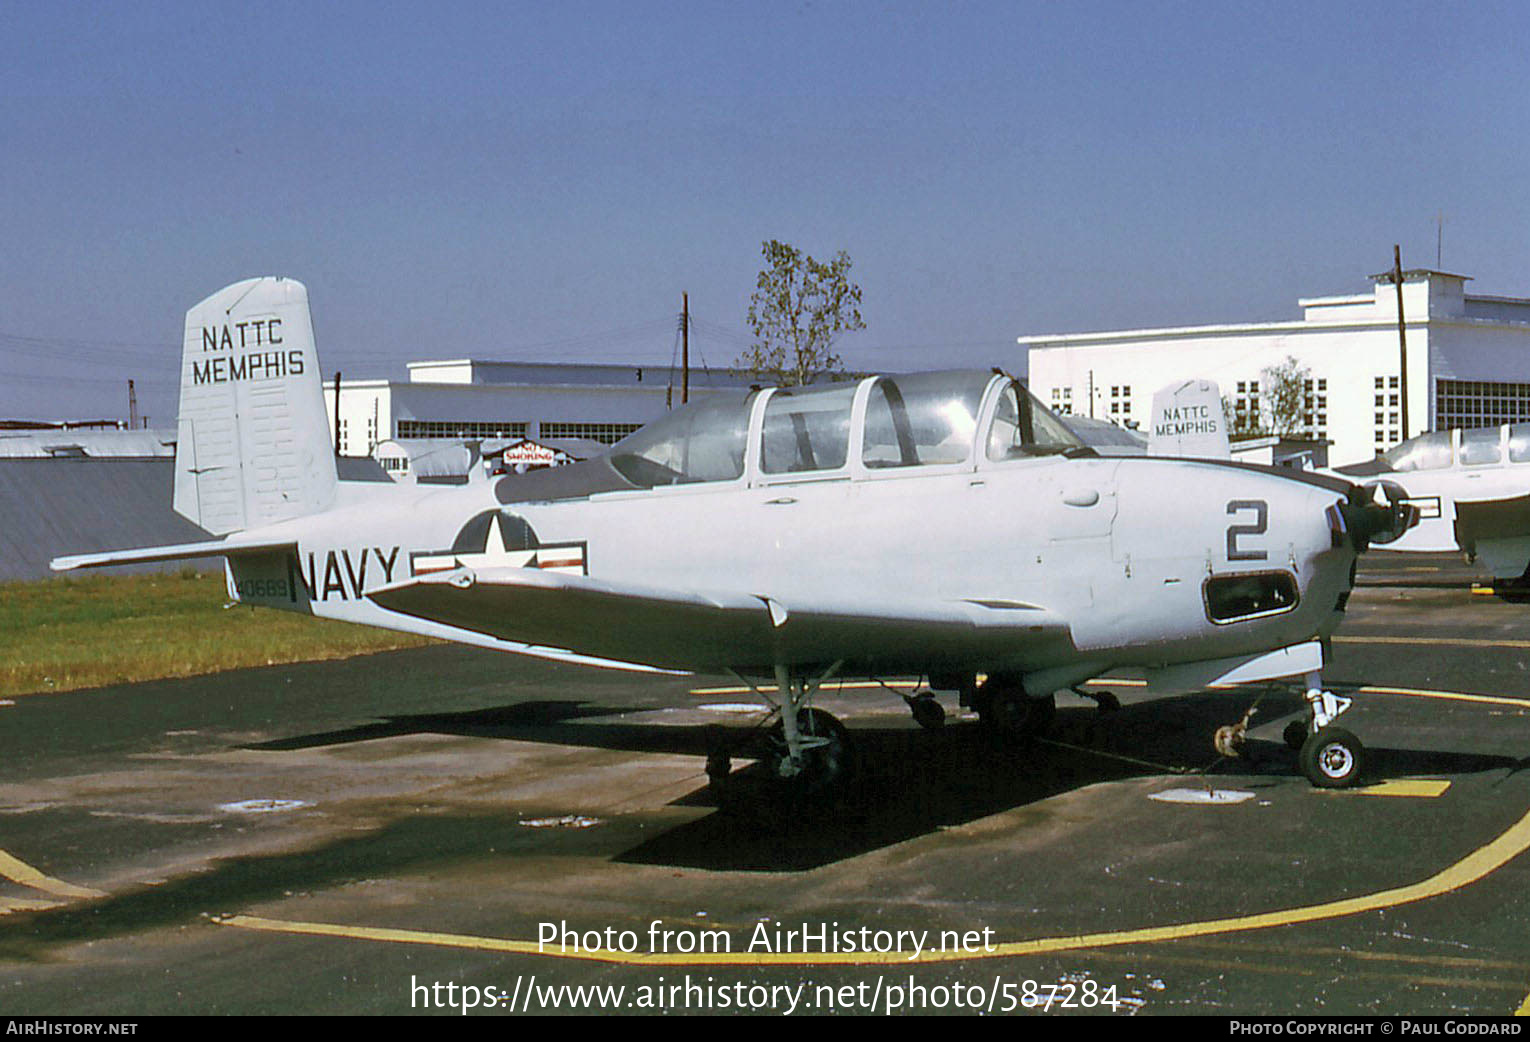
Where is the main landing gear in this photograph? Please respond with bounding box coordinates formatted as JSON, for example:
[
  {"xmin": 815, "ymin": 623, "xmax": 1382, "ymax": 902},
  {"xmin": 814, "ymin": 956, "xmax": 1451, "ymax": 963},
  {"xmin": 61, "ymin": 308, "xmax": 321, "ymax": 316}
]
[
  {"xmin": 707, "ymin": 662, "xmax": 856, "ymax": 816},
  {"xmin": 971, "ymin": 674, "xmax": 1056, "ymax": 740}
]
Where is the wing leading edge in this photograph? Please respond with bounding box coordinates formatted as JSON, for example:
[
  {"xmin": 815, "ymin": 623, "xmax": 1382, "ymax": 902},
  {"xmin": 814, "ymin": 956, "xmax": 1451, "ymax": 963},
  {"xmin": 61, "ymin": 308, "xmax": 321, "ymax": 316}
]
[{"xmin": 366, "ymin": 566, "xmax": 1075, "ymax": 675}]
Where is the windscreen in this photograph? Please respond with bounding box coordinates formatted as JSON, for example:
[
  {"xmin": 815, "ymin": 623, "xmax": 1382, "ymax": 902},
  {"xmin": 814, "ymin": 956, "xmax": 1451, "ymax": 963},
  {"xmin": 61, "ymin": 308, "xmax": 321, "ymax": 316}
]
[
  {"xmin": 1381, "ymin": 431, "xmax": 1453, "ymax": 472},
  {"xmin": 986, "ymin": 381, "xmax": 1085, "ymax": 460},
  {"xmin": 607, "ymin": 392, "xmax": 753, "ymax": 487}
]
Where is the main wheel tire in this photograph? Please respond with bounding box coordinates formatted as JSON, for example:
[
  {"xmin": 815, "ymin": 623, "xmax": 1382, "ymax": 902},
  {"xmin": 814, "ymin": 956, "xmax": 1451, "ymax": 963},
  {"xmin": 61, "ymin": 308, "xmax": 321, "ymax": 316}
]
[
  {"xmin": 1299, "ymin": 726, "xmax": 1365, "ymax": 789},
  {"xmin": 977, "ymin": 680, "xmax": 1056, "ymax": 740},
  {"xmin": 910, "ymin": 694, "xmax": 946, "ymax": 730},
  {"xmin": 763, "ymin": 708, "xmax": 856, "ymax": 797},
  {"xmin": 1092, "ymin": 690, "xmax": 1122, "ymax": 713},
  {"xmin": 710, "ymin": 709, "xmax": 856, "ymax": 820}
]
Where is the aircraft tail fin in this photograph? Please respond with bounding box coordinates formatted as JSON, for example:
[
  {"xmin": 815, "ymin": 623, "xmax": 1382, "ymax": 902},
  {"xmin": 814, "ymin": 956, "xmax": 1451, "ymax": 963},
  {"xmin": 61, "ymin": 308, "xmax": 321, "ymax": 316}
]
[
  {"xmin": 173, "ymin": 278, "xmax": 338, "ymax": 535},
  {"xmin": 1147, "ymin": 379, "xmax": 1231, "ymax": 460}
]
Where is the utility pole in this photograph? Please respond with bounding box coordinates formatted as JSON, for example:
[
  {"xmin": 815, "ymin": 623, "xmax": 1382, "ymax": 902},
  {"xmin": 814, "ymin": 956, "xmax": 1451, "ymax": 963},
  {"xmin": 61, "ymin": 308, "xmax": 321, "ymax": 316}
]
[
  {"xmin": 1387, "ymin": 246, "xmax": 1410, "ymax": 440},
  {"xmin": 682, "ymin": 292, "xmax": 690, "ymax": 405}
]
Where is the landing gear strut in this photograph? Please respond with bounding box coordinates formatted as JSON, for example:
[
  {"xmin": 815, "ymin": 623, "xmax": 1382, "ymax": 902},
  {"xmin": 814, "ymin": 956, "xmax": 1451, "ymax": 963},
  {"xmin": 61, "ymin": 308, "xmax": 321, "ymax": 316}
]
[
  {"xmin": 1294, "ymin": 671, "xmax": 1364, "ymax": 788},
  {"xmin": 709, "ymin": 661, "xmax": 855, "ymax": 815}
]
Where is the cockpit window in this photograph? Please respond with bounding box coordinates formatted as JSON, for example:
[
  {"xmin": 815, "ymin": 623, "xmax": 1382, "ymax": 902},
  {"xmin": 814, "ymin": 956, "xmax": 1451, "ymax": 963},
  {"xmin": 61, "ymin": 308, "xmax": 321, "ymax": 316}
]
[
  {"xmin": 1459, "ymin": 427, "xmax": 1502, "ymax": 467},
  {"xmin": 862, "ymin": 371, "xmax": 991, "ymax": 468},
  {"xmin": 761, "ymin": 383, "xmax": 858, "ymax": 475},
  {"xmin": 1381, "ymin": 430, "xmax": 1453, "ymax": 472},
  {"xmin": 986, "ymin": 381, "xmax": 1084, "ymax": 460},
  {"xmin": 607, "ymin": 392, "xmax": 753, "ymax": 488},
  {"xmin": 1510, "ymin": 424, "xmax": 1530, "ymax": 464}
]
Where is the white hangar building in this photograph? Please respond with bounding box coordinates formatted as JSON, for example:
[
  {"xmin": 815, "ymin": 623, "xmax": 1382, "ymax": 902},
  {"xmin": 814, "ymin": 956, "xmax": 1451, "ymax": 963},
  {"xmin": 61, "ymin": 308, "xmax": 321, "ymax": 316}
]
[
  {"xmin": 324, "ymin": 359, "xmax": 758, "ymax": 458},
  {"xmin": 1021, "ymin": 269, "xmax": 1530, "ymax": 467}
]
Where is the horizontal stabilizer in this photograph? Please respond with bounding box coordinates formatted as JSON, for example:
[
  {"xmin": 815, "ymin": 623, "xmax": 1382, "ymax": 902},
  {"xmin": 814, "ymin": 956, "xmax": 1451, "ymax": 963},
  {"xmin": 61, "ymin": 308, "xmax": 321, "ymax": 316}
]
[
  {"xmin": 368, "ymin": 567, "xmax": 1073, "ymax": 674},
  {"xmin": 51, "ymin": 536, "xmax": 297, "ymax": 572}
]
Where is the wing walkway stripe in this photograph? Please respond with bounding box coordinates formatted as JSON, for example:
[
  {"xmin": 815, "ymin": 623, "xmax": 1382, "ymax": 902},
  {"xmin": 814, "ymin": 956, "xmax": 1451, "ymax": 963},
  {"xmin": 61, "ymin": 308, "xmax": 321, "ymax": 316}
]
[{"xmin": 215, "ymin": 800, "xmax": 1530, "ymax": 966}]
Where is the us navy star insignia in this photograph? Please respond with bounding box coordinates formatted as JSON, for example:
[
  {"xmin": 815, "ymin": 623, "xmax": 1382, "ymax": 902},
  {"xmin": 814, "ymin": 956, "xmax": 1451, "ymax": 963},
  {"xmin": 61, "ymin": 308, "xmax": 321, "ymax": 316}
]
[{"xmin": 411, "ymin": 514, "xmax": 586, "ymax": 576}]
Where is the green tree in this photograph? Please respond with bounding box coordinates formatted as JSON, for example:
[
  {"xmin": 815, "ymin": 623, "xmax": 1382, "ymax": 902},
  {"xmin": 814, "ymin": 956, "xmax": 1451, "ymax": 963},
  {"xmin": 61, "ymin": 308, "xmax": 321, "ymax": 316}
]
[
  {"xmin": 739, "ymin": 240, "xmax": 865, "ymax": 386},
  {"xmin": 1261, "ymin": 355, "xmax": 1311, "ymax": 437},
  {"xmin": 1224, "ymin": 357, "xmax": 1312, "ymax": 439}
]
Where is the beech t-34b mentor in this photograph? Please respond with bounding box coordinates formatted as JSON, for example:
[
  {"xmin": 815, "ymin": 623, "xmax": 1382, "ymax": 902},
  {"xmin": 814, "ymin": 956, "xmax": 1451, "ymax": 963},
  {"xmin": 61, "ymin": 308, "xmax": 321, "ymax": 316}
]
[
  {"xmin": 1334, "ymin": 425, "xmax": 1530, "ymax": 601},
  {"xmin": 54, "ymin": 277, "xmax": 1415, "ymax": 797}
]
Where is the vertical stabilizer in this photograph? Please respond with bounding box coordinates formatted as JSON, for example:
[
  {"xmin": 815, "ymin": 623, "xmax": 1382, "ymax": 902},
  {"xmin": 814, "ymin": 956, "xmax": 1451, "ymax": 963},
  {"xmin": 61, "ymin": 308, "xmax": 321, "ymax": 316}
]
[
  {"xmin": 1148, "ymin": 379, "xmax": 1231, "ymax": 460},
  {"xmin": 173, "ymin": 277, "xmax": 337, "ymax": 534}
]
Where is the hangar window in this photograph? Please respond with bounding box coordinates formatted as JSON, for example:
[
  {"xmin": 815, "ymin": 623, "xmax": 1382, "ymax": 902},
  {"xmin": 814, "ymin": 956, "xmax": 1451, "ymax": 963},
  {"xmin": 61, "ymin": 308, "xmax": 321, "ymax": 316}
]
[
  {"xmin": 607, "ymin": 392, "xmax": 753, "ymax": 487},
  {"xmin": 986, "ymin": 381, "xmax": 1084, "ymax": 460},
  {"xmin": 761, "ymin": 383, "xmax": 858, "ymax": 475},
  {"xmin": 862, "ymin": 371, "xmax": 991, "ymax": 468},
  {"xmin": 1204, "ymin": 572, "xmax": 1299, "ymax": 624}
]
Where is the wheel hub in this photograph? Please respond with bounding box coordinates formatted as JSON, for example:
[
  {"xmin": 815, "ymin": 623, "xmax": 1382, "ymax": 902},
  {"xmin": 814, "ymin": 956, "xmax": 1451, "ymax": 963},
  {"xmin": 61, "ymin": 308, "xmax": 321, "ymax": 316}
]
[{"xmin": 1318, "ymin": 742, "xmax": 1353, "ymax": 778}]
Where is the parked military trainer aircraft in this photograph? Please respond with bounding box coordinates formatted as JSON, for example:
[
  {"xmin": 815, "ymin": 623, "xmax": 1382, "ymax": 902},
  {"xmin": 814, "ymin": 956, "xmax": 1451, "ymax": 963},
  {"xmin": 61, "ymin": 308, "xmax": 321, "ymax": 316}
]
[
  {"xmin": 1335, "ymin": 426, "xmax": 1530, "ymax": 599},
  {"xmin": 54, "ymin": 278, "xmax": 1414, "ymax": 796}
]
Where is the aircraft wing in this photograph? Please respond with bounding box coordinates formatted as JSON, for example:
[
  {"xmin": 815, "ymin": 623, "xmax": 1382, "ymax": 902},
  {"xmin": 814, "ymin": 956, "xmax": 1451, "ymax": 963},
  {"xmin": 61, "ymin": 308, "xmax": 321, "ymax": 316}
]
[
  {"xmin": 1453, "ymin": 493, "xmax": 1530, "ymax": 579},
  {"xmin": 1454, "ymin": 493, "xmax": 1530, "ymax": 551},
  {"xmin": 366, "ymin": 567, "xmax": 1076, "ymax": 674}
]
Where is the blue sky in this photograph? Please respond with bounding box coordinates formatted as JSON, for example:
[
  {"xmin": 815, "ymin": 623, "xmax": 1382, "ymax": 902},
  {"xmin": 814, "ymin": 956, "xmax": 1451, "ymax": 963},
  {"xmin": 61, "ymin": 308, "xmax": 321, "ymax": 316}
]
[{"xmin": 3, "ymin": 1, "xmax": 1528, "ymax": 423}]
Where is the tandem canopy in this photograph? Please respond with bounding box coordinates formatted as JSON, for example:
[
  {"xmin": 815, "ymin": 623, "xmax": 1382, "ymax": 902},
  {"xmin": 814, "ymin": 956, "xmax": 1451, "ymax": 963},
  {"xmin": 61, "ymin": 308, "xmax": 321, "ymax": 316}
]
[{"xmin": 606, "ymin": 370, "xmax": 1083, "ymax": 489}]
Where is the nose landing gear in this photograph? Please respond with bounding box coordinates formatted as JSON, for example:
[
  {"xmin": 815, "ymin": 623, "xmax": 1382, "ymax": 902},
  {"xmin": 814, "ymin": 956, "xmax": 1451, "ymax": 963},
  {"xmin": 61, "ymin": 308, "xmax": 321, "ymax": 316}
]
[
  {"xmin": 1215, "ymin": 672, "xmax": 1366, "ymax": 788},
  {"xmin": 1294, "ymin": 673, "xmax": 1365, "ymax": 788},
  {"xmin": 1268, "ymin": 674, "xmax": 1364, "ymax": 788}
]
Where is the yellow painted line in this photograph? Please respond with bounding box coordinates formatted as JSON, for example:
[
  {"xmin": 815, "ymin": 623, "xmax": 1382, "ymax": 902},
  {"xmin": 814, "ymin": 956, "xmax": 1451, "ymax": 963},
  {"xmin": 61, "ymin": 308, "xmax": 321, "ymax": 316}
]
[
  {"xmin": 695, "ymin": 678, "xmax": 1524, "ymax": 709},
  {"xmin": 0, "ymin": 897, "xmax": 64, "ymax": 915},
  {"xmin": 1472, "ymin": 587, "xmax": 1497, "ymax": 597},
  {"xmin": 1336, "ymin": 635, "xmax": 1530, "ymax": 649},
  {"xmin": 1356, "ymin": 685, "xmax": 1528, "ymax": 709},
  {"xmin": 689, "ymin": 681, "xmax": 897, "ymax": 696},
  {"xmin": 216, "ymin": 799, "xmax": 1530, "ymax": 966},
  {"xmin": 0, "ymin": 849, "xmax": 103, "ymax": 899},
  {"xmin": 1347, "ymin": 779, "xmax": 1451, "ymax": 799}
]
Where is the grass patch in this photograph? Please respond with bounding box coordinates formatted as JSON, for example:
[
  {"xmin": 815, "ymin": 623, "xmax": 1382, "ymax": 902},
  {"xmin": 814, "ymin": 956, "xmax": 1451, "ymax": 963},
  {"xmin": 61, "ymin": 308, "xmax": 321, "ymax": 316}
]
[{"xmin": 0, "ymin": 570, "xmax": 435, "ymax": 697}]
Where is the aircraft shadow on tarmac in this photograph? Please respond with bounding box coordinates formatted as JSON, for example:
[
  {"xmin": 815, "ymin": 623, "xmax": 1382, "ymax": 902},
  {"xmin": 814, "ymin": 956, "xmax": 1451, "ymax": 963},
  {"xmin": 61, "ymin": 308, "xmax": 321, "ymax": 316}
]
[
  {"xmin": 0, "ymin": 811, "xmax": 599, "ymax": 962},
  {"xmin": 244, "ymin": 690, "xmax": 1520, "ymax": 873}
]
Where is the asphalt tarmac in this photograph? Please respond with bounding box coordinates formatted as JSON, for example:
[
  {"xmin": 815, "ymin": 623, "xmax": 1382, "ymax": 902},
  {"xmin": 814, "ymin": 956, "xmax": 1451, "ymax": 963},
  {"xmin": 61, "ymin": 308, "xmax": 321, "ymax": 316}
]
[{"xmin": 3, "ymin": 551, "xmax": 1529, "ymax": 1016}]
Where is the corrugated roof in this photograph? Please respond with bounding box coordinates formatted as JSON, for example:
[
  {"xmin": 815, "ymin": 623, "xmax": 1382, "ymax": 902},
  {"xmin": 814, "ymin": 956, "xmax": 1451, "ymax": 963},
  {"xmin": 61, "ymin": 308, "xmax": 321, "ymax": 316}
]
[
  {"xmin": 0, "ymin": 459, "xmax": 211, "ymax": 582},
  {"xmin": 0, "ymin": 428, "xmax": 176, "ymax": 458}
]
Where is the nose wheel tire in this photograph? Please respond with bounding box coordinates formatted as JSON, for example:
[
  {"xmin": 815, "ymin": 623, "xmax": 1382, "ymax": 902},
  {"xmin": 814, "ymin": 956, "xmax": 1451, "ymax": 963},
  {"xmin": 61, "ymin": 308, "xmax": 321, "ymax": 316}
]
[{"xmin": 1299, "ymin": 726, "xmax": 1364, "ymax": 789}]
